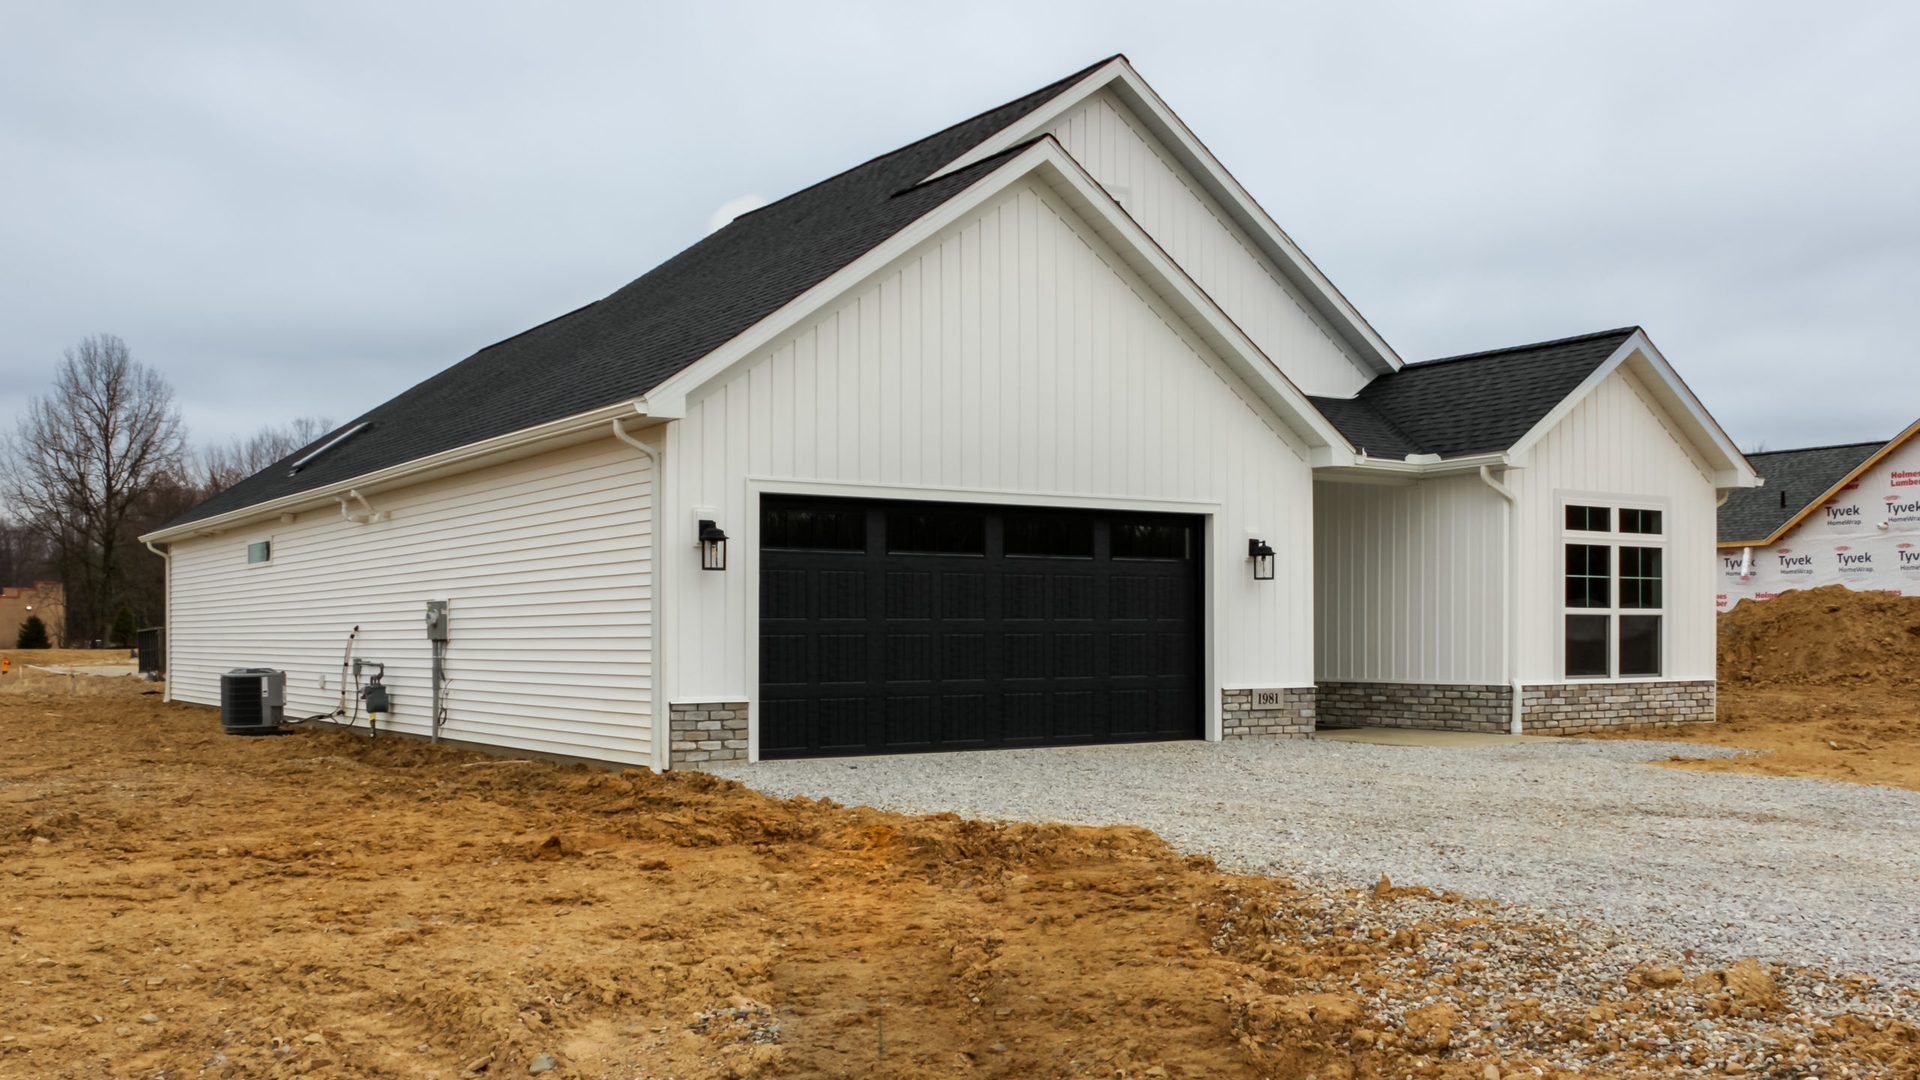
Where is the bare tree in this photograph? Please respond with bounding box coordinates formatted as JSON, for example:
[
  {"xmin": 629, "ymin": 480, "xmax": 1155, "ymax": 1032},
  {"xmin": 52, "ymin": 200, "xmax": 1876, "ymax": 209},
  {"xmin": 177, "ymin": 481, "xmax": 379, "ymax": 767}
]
[
  {"xmin": 3, "ymin": 334, "xmax": 186, "ymax": 643},
  {"xmin": 197, "ymin": 415, "xmax": 335, "ymax": 496},
  {"xmin": 0, "ymin": 516, "xmax": 53, "ymax": 587}
]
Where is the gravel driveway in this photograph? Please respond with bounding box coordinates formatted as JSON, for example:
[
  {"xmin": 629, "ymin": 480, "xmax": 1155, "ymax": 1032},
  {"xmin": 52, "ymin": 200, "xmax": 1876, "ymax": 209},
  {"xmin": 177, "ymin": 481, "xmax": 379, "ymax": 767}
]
[{"xmin": 716, "ymin": 736, "xmax": 1920, "ymax": 987}]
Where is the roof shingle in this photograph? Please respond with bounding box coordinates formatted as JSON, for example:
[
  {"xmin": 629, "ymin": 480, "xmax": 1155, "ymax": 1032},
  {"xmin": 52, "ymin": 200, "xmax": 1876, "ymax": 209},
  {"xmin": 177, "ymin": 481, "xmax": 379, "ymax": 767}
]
[
  {"xmin": 166, "ymin": 59, "xmax": 1114, "ymax": 529},
  {"xmin": 1717, "ymin": 440, "xmax": 1884, "ymax": 544},
  {"xmin": 1308, "ymin": 327, "xmax": 1636, "ymax": 459}
]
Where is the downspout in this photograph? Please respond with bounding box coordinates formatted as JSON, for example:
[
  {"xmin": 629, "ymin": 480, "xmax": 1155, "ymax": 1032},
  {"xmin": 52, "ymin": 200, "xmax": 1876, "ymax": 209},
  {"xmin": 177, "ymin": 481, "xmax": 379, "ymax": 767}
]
[
  {"xmin": 612, "ymin": 415, "xmax": 668, "ymax": 772},
  {"xmin": 1479, "ymin": 466, "xmax": 1523, "ymax": 735},
  {"xmin": 144, "ymin": 540, "xmax": 170, "ymax": 703}
]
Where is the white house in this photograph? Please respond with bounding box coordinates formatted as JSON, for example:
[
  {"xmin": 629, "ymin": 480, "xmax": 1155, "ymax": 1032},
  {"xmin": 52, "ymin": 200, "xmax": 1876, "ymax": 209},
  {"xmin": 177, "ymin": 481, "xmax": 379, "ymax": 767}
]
[
  {"xmin": 141, "ymin": 56, "xmax": 1760, "ymax": 768},
  {"xmin": 1717, "ymin": 419, "xmax": 1920, "ymax": 607}
]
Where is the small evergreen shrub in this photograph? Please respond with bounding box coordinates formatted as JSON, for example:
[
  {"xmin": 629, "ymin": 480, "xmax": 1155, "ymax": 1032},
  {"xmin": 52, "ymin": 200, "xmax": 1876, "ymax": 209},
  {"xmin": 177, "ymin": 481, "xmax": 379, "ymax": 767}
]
[{"xmin": 16, "ymin": 615, "xmax": 50, "ymax": 650}]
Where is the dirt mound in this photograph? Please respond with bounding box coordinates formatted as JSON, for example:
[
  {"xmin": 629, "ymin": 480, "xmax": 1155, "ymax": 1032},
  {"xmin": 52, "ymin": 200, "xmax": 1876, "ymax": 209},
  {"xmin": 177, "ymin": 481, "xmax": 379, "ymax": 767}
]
[{"xmin": 1719, "ymin": 584, "xmax": 1920, "ymax": 688}]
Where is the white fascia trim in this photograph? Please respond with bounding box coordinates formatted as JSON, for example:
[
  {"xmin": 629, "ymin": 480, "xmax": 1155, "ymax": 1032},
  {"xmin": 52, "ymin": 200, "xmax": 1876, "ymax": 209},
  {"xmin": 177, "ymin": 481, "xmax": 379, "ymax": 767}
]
[
  {"xmin": 648, "ymin": 137, "xmax": 1355, "ymax": 461},
  {"xmin": 139, "ymin": 399, "xmax": 658, "ymax": 543},
  {"xmin": 927, "ymin": 57, "xmax": 1401, "ymax": 375},
  {"xmin": 1505, "ymin": 330, "xmax": 1759, "ymax": 489}
]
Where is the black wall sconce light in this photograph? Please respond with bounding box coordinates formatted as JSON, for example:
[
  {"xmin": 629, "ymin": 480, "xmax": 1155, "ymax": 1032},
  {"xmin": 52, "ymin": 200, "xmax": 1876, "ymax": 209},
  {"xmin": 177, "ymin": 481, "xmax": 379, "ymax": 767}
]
[
  {"xmin": 699, "ymin": 519, "xmax": 728, "ymax": 571},
  {"xmin": 1248, "ymin": 538, "xmax": 1275, "ymax": 581}
]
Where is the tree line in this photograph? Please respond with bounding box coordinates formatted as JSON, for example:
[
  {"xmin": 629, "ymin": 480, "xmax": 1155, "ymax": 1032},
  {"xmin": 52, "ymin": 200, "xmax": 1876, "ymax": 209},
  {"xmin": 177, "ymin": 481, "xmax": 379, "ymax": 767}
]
[{"xmin": 1, "ymin": 334, "xmax": 332, "ymax": 648}]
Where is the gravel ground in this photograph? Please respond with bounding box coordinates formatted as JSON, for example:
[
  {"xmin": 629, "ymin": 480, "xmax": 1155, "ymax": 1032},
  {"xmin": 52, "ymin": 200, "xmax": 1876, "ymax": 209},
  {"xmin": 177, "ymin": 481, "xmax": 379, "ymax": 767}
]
[{"xmin": 715, "ymin": 736, "xmax": 1920, "ymax": 989}]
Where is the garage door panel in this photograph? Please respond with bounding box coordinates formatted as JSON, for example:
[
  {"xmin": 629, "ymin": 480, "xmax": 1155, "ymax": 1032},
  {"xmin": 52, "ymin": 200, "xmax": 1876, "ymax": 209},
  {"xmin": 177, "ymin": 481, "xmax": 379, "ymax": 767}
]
[{"xmin": 760, "ymin": 496, "xmax": 1202, "ymax": 759}]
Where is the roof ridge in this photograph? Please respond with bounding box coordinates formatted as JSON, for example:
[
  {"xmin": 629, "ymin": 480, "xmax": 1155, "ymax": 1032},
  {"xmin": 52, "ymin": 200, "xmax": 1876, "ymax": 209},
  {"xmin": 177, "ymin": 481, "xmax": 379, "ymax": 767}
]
[
  {"xmin": 1747, "ymin": 439, "xmax": 1889, "ymax": 457},
  {"xmin": 725, "ymin": 56, "xmax": 1120, "ymax": 228},
  {"xmin": 1406, "ymin": 326, "xmax": 1639, "ymax": 369}
]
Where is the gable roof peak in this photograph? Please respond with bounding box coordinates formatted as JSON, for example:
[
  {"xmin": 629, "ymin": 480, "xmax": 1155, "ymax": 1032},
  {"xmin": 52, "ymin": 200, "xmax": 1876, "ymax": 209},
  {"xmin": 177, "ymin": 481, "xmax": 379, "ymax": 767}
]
[{"xmin": 1409, "ymin": 326, "xmax": 1642, "ymax": 370}]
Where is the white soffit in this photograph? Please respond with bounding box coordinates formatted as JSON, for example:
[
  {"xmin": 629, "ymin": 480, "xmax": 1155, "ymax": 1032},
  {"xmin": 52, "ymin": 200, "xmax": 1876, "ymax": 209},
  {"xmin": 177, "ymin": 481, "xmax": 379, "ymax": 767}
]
[{"xmin": 929, "ymin": 57, "xmax": 1403, "ymax": 377}]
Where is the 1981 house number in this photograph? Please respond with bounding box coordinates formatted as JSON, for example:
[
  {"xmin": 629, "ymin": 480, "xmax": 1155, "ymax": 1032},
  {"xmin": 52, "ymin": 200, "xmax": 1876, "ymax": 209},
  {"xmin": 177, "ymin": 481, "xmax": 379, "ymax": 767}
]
[{"xmin": 1252, "ymin": 690, "xmax": 1283, "ymax": 707}]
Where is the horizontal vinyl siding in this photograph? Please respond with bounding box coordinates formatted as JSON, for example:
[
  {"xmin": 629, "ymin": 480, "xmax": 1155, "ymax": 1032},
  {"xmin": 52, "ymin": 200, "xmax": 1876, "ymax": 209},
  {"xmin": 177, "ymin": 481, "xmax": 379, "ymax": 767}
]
[
  {"xmin": 1515, "ymin": 370, "xmax": 1717, "ymax": 682},
  {"xmin": 1313, "ymin": 474, "xmax": 1507, "ymax": 684},
  {"xmin": 1047, "ymin": 90, "xmax": 1371, "ymax": 398},
  {"xmin": 169, "ymin": 439, "xmax": 655, "ymax": 764},
  {"xmin": 671, "ymin": 180, "xmax": 1316, "ymax": 702}
]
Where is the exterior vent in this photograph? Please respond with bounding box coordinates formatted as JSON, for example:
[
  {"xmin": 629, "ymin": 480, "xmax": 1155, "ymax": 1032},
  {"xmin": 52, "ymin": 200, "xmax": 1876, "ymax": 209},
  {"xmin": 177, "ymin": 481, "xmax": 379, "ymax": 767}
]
[{"xmin": 220, "ymin": 668, "xmax": 286, "ymax": 735}]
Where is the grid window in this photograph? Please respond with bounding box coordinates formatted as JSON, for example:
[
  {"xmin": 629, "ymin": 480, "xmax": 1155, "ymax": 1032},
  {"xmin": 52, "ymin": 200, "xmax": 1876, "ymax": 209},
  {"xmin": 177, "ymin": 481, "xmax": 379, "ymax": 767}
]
[
  {"xmin": 1619, "ymin": 508, "xmax": 1663, "ymax": 535},
  {"xmin": 1565, "ymin": 545, "xmax": 1610, "ymax": 607},
  {"xmin": 1561, "ymin": 499, "xmax": 1665, "ymax": 679},
  {"xmin": 1566, "ymin": 505, "xmax": 1611, "ymax": 532},
  {"xmin": 1619, "ymin": 547, "xmax": 1662, "ymax": 608}
]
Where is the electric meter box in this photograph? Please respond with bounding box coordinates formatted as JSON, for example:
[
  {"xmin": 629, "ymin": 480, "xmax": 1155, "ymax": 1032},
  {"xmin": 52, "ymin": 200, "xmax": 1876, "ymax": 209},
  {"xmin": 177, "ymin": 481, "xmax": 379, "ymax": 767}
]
[{"xmin": 425, "ymin": 600, "xmax": 449, "ymax": 641}]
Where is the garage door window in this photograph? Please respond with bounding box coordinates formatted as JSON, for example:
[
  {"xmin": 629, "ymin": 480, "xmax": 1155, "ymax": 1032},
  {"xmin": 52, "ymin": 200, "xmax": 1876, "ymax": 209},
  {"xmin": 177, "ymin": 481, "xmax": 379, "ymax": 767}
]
[
  {"xmin": 1112, "ymin": 521, "xmax": 1191, "ymax": 560},
  {"xmin": 764, "ymin": 506, "xmax": 866, "ymax": 551},
  {"xmin": 887, "ymin": 510, "xmax": 985, "ymax": 555},
  {"xmin": 1005, "ymin": 515, "xmax": 1094, "ymax": 559}
]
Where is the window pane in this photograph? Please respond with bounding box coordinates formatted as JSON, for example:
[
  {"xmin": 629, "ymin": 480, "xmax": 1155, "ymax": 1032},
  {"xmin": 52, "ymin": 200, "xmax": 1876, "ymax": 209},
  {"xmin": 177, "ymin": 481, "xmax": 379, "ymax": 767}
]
[
  {"xmin": 1005, "ymin": 515, "xmax": 1094, "ymax": 559},
  {"xmin": 1620, "ymin": 615, "xmax": 1661, "ymax": 676},
  {"xmin": 1566, "ymin": 505, "xmax": 1611, "ymax": 532},
  {"xmin": 763, "ymin": 507, "xmax": 866, "ymax": 551},
  {"xmin": 1620, "ymin": 508, "xmax": 1663, "ymax": 535},
  {"xmin": 1566, "ymin": 614, "xmax": 1609, "ymax": 677},
  {"xmin": 1112, "ymin": 521, "xmax": 1191, "ymax": 560},
  {"xmin": 1565, "ymin": 544, "xmax": 1610, "ymax": 607},
  {"xmin": 247, "ymin": 541, "xmax": 271, "ymax": 564},
  {"xmin": 886, "ymin": 511, "xmax": 985, "ymax": 556},
  {"xmin": 1619, "ymin": 546, "xmax": 1662, "ymax": 608}
]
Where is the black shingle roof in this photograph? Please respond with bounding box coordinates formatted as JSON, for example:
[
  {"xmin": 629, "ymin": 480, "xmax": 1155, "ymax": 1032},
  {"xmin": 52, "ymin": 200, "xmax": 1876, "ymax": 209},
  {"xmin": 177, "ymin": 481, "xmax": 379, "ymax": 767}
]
[
  {"xmin": 1717, "ymin": 440, "xmax": 1884, "ymax": 544},
  {"xmin": 1307, "ymin": 327, "xmax": 1636, "ymax": 459},
  {"xmin": 166, "ymin": 58, "xmax": 1115, "ymax": 529}
]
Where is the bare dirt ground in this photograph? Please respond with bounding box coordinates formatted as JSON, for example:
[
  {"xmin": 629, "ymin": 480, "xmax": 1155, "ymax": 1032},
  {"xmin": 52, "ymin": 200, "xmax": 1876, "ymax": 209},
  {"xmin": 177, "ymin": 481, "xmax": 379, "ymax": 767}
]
[
  {"xmin": 1590, "ymin": 586, "xmax": 1920, "ymax": 791},
  {"xmin": 5, "ymin": 680, "xmax": 1919, "ymax": 1079}
]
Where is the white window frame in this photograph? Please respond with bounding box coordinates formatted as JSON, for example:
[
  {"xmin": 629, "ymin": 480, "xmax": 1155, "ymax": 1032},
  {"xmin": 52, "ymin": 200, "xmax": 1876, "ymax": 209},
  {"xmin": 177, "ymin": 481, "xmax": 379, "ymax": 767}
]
[{"xmin": 1557, "ymin": 494, "xmax": 1669, "ymax": 682}]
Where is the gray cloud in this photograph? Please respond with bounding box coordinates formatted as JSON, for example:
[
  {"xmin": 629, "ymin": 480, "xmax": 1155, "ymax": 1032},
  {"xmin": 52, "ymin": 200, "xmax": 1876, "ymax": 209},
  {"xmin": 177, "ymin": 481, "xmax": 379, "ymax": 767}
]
[{"xmin": 2, "ymin": 1, "xmax": 1913, "ymax": 453}]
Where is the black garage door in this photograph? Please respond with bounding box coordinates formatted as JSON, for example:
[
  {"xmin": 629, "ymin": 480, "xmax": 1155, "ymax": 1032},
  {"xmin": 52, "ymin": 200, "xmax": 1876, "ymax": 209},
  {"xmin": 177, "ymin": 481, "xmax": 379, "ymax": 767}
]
[{"xmin": 759, "ymin": 496, "xmax": 1204, "ymax": 758}]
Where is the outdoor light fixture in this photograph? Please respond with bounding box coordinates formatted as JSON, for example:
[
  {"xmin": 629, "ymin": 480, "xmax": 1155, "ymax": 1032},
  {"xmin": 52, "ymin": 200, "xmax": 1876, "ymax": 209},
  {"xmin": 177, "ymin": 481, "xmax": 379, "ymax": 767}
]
[
  {"xmin": 1248, "ymin": 538, "xmax": 1275, "ymax": 581},
  {"xmin": 698, "ymin": 519, "xmax": 728, "ymax": 571}
]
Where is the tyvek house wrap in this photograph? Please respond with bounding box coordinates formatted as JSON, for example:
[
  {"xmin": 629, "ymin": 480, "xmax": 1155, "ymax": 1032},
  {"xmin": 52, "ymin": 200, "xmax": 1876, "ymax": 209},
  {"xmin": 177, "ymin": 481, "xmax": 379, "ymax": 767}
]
[{"xmin": 1719, "ymin": 436, "xmax": 1920, "ymax": 608}]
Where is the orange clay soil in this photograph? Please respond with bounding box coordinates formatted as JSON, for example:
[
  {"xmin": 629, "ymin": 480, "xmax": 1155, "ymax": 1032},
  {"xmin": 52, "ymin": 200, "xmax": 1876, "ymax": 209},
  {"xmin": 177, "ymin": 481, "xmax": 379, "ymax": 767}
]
[
  {"xmin": 1592, "ymin": 585, "xmax": 1920, "ymax": 791},
  {"xmin": 3, "ymin": 687, "xmax": 1913, "ymax": 1080}
]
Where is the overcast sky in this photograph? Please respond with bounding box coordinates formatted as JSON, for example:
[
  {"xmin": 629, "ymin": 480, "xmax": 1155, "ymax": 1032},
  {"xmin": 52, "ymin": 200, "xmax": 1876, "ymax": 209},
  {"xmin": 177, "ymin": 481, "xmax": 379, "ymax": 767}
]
[{"xmin": 4, "ymin": 2, "xmax": 1915, "ymax": 455}]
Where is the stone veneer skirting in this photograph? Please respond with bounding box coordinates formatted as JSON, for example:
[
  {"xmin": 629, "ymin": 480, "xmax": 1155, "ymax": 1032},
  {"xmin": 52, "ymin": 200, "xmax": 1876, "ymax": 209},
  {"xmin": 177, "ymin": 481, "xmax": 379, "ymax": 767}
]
[
  {"xmin": 669, "ymin": 701, "xmax": 749, "ymax": 768},
  {"xmin": 1316, "ymin": 680, "xmax": 1715, "ymax": 735},
  {"xmin": 1221, "ymin": 687, "xmax": 1317, "ymax": 740}
]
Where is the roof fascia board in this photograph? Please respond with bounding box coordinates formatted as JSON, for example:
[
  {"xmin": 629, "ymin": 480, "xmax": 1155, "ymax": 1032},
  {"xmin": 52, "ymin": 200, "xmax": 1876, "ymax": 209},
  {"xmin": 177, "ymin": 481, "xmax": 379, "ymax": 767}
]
[
  {"xmin": 928, "ymin": 58, "xmax": 1402, "ymax": 376},
  {"xmin": 1716, "ymin": 416, "xmax": 1920, "ymax": 548},
  {"xmin": 648, "ymin": 137, "xmax": 1355, "ymax": 462},
  {"xmin": 141, "ymin": 400, "xmax": 659, "ymax": 543},
  {"xmin": 1504, "ymin": 330, "xmax": 1760, "ymax": 489}
]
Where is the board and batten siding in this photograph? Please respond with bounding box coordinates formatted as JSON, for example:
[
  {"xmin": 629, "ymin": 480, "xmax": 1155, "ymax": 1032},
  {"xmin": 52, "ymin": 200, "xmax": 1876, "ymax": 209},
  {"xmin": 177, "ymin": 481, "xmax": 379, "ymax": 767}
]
[
  {"xmin": 1515, "ymin": 368, "xmax": 1718, "ymax": 683},
  {"xmin": 1312, "ymin": 473, "xmax": 1508, "ymax": 684},
  {"xmin": 664, "ymin": 179, "xmax": 1318, "ymax": 716},
  {"xmin": 1044, "ymin": 89, "xmax": 1373, "ymax": 399},
  {"xmin": 167, "ymin": 438, "xmax": 657, "ymax": 764}
]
